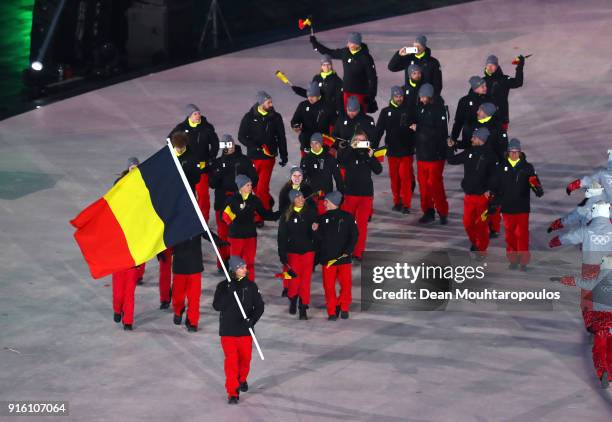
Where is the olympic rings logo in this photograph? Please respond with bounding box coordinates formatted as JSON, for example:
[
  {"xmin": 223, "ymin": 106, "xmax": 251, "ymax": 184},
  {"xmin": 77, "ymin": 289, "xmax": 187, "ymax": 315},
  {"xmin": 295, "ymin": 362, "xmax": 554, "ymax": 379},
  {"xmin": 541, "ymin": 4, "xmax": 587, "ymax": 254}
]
[{"xmin": 590, "ymin": 234, "xmax": 611, "ymax": 245}]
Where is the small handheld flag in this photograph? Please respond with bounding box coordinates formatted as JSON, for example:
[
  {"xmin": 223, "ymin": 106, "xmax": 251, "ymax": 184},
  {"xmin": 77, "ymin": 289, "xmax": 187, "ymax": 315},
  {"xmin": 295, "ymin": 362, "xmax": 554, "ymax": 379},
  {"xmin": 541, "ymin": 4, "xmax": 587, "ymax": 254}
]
[
  {"xmin": 275, "ymin": 70, "xmax": 291, "ymax": 85},
  {"xmin": 373, "ymin": 146, "xmax": 388, "ymax": 163},
  {"xmin": 274, "ymin": 268, "xmax": 298, "ymax": 279},
  {"xmin": 298, "ymin": 17, "xmax": 312, "ymax": 30},
  {"xmin": 512, "ymin": 54, "xmax": 532, "ymax": 65}
]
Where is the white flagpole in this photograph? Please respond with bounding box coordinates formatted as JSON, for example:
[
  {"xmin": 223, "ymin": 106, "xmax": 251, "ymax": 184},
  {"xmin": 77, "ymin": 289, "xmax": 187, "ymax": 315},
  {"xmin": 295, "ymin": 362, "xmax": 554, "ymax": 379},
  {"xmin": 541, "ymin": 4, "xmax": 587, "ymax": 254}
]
[{"xmin": 166, "ymin": 141, "xmax": 265, "ymax": 360}]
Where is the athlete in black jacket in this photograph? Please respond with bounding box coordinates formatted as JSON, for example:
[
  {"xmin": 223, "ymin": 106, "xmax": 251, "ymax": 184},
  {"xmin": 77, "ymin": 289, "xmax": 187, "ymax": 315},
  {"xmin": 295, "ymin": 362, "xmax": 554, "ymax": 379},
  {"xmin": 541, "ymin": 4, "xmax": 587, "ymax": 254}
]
[
  {"xmin": 172, "ymin": 235, "xmax": 203, "ymax": 331},
  {"xmin": 447, "ymin": 127, "xmax": 498, "ymax": 255},
  {"xmin": 310, "ymin": 32, "xmax": 378, "ymax": 113},
  {"xmin": 483, "ymin": 54, "xmax": 524, "ymax": 127},
  {"xmin": 290, "ymin": 82, "xmax": 336, "ymax": 154},
  {"xmin": 314, "ymin": 191, "xmax": 358, "ymax": 320},
  {"xmin": 411, "ymin": 84, "xmax": 449, "ymax": 223},
  {"xmin": 401, "ymin": 64, "xmax": 424, "ymax": 113},
  {"xmin": 490, "ymin": 138, "xmax": 543, "ymax": 269},
  {"xmin": 277, "ymin": 191, "xmax": 318, "ymax": 319},
  {"xmin": 212, "ymin": 256, "xmax": 264, "ymax": 404},
  {"xmin": 238, "ymin": 91, "xmax": 288, "ymax": 219},
  {"xmin": 222, "ymin": 175, "xmax": 280, "ymax": 281},
  {"xmin": 376, "ymin": 86, "xmax": 416, "ymax": 212},
  {"xmin": 337, "ymin": 132, "xmax": 382, "ymax": 260},
  {"xmin": 169, "ymin": 104, "xmax": 219, "ymax": 222},
  {"xmin": 388, "ymin": 35, "xmax": 442, "ymax": 95}
]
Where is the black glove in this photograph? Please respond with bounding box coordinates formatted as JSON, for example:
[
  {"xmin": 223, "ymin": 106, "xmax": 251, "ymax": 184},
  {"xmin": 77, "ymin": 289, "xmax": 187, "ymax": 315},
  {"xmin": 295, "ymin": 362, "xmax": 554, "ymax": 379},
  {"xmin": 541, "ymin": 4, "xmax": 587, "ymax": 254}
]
[
  {"xmin": 271, "ymin": 210, "xmax": 281, "ymax": 221},
  {"xmin": 156, "ymin": 252, "xmax": 166, "ymax": 262},
  {"xmin": 309, "ymin": 35, "xmax": 317, "ymax": 47},
  {"xmin": 517, "ymin": 55, "xmax": 525, "ymax": 66},
  {"xmin": 366, "ymin": 97, "xmax": 378, "ymax": 113},
  {"xmin": 241, "ymin": 318, "xmax": 254, "ymax": 330},
  {"xmin": 279, "ymin": 159, "xmax": 288, "ymax": 167}
]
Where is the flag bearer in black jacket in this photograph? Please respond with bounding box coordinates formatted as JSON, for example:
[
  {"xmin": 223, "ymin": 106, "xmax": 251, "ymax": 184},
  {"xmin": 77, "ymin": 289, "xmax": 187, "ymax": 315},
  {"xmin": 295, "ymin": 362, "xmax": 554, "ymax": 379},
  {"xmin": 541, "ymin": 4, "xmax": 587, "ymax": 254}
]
[
  {"xmin": 310, "ymin": 32, "xmax": 378, "ymax": 113},
  {"xmin": 447, "ymin": 127, "xmax": 498, "ymax": 256},
  {"xmin": 411, "ymin": 83, "xmax": 449, "ymax": 224},
  {"xmin": 300, "ymin": 133, "xmax": 344, "ymax": 215},
  {"xmin": 291, "ymin": 82, "xmax": 336, "ymax": 156},
  {"xmin": 338, "ymin": 131, "xmax": 382, "ymax": 261},
  {"xmin": 376, "ymin": 86, "xmax": 416, "ymax": 213},
  {"xmin": 238, "ymin": 91, "xmax": 288, "ymax": 225},
  {"xmin": 222, "ymin": 175, "xmax": 280, "ymax": 281},
  {"xmin": 450, "ymin": 76, "xmax": 497, "ymax": 147},
  {"xmin": 332, "ymin": 96, "xmax": 377, "ymax": 147},
  {"xmin": 388, "ymin": 35, "xmax": 443, "ymax": 95},
  {"xmin": 491, "ymin": 139, "xmax": 544, "ymax": 270},
  {"xmin": 208, "ymin": 135, "xmax": 259, "ymax": 272},
  {"xmin": 292, "ymin": 55, "xmax": 344, "ymax": 117},
  {"xmin": 168, "ymin": 104, "xmax": 219, "ymax": 222},
  {"xmin": 277, "ymin": 190, "xmax": 318, "ymax": 320},
  {"xmin": 213, "ymin": 256, "xmax": 264, "ymax": 404},
  {"xmin": 314, "ymin": 191, "xmax": 358, "ymax": 320},
  {"xmin": 483, "ymin": 54, "xmax": 525, "ymax": 130}
]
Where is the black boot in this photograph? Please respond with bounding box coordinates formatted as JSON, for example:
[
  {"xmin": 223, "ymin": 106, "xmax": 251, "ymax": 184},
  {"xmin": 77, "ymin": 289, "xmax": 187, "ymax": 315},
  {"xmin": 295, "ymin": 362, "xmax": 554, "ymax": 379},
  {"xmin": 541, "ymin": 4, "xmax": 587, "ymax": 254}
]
[
  {"xmin": 508, "ymin": 262, "xmax": 519, "ymax": 270},
  {"xmin": 123, "ymin": 323, "xmax": 133, "ymax": 331},
  {"xmin": 335, "ymin": 305, "xmax": 341, "ymax": 318},
  {"xmin": 402, "ymin": 207, "xmax": 410, "ymax": 214},
  {"xmin": 418, "ymin": 209, "xmax": 435, "ymax": 224},
  {"xmin": 239, "ymin": 381, "xmax": 248, "ymax": 392},
  {"xmin": 489, "ymin": 231, "xmax": 499, "ymax": 239},
  {"xmin": 113, "ymin": 313, "xmax": 121, "ymax": 323},
  {"xmin": 228, "ymin": 396, "xmax": 239, "ymax": 404},
  {"xmin": 299, "ymin": 304, "xmax": 309, "ymax": 320},
  {"xmin": 392, "ymin": 203, "xmax": 402, "ymax": 212},
  {"xmin": 341, "ymin": 310, "xmax": 349, "ymax": 319},
  {"xmin": 289, "ymin": 296, "xmax": 298, "ymax": 315},
  {"xmin": 439, "ymin": 215, "xmax": 448, "ymax": 225},
  {"xmin": 173, "ymin": 309, "xmax": 184, "ymax": 325},
  {"xmin": 159, "ymin": 301, "xmax": 170, "ymax": 310}
]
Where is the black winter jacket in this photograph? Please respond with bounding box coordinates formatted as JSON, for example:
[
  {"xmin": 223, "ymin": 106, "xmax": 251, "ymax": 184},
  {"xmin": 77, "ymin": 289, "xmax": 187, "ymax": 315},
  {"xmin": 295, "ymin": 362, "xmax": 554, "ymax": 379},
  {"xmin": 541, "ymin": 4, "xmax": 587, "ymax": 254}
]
[
  {"xmin": 483, "ymin": 65, "xmax": 523, "ymax": 124},
  {"xmin": 213, "ymin": 276, "xmax": 264, "ymax": 337},
  {"xmin": 300, "ymin": 148, "xmax": 344, "ymax": 195},
  {"xmin": 277, "ymin": 204, "xmax": 318, "ymax": 264},
  {"xmin": 291, "ymin": 99, "xmax": 336, "ymax": 152},
  {"xmin": 337, "ymin": 147, "xmax": 383, "ymax": 196},
  {"xmin": 315, "ymin": 209, "xmax": 358, "ymax": 265},
  {"xmin": 376, "ymin": 102, "xmax": 415, "ymax": 157},
  {"xmin": 208, "ymin": 145, "xmax": 259, "ymax": 211},
  {"xmin": 169, "ymin": 117, "xmax": 219, "ymax": 173},
  {"xmin": 413, "ymin": 98, "xmax": 448, "ymax": 162},
  {"xmin": 238, "ymin": 105, "xmax": 288, "ymax": 162},
  {"xmin": 446, "ymin": 144, "xmax": 498, "ymax": 195}
]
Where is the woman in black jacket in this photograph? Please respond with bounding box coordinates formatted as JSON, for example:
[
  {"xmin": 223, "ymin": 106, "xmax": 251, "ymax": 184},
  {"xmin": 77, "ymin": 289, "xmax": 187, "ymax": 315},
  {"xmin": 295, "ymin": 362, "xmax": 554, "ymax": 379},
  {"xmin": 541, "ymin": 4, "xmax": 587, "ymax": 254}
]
[{"xmin": 277, "ymin": 190, "xmax": 318, "ymax": 320}]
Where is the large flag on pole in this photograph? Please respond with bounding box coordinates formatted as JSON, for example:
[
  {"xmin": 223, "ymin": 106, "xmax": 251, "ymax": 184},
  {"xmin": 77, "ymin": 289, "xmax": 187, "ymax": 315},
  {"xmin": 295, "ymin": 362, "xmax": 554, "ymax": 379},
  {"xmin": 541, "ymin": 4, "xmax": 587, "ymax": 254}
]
[{"xmin": 70, "ymin": 144, "xmax": 203, "ymax": 279}]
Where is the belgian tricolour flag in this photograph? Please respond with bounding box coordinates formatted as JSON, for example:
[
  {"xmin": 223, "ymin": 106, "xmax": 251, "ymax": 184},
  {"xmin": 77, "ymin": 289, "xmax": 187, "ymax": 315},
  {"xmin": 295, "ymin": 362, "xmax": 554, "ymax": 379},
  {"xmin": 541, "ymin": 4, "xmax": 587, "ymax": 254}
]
[{"xmin": 70, "ymin": 144, "xmax": 203, "ymax": 279}]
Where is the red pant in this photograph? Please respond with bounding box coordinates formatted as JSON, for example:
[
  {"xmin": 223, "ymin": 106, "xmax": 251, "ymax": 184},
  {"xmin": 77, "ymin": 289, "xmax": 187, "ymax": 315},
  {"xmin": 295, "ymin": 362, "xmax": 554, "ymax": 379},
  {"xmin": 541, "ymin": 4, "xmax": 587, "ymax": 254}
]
[
  {"xmin": 252, "ymin": 159, "xmax": 275, "ymax": 220},
  {"xmin": 463, "ymin": 194, "xmax": 490, "ymax": 252},
  {"xmin": 388, "ymin": 155, "xmax": 414, "ymax": 208},
  {"xmin": 221, "ymin": 336, "xmax": 253, "ymax": 397},
  {"xmin": 488, "ymin": 207, "xmax": 501, "ymax": 233},
  {"xmin": 158, "ymin": 248, "xmax": 172, "ymax": 302},
  {"xmin": 215, "ymin": 210, "xmax": 231, "ymax": 269},
  {"xmin": 502, "ymin": 213, "xmax": 530, "ymax": 265},
  {"xmin": 196, "ymin": 173, "xmax": 210, "ymax": 223},
  {"xmin": 229, "ymin": 237, "xmax": 257, "ymax": 281},
  {"xmin": 172, "ymin": 273, "xmax": 202, "ymax": 327},
  {"xmin": 582, "ymin": 290, "xmax": 594, "ymax": 330},
  {"xmin": 343, "ymin": 92, "xmax": 369, "ymax": 113},
  {"xmin": 112, "ymin": 266, "xmax": 139, "ymax": 324},
  {"xmin": 322, "ymin": 263, "xmax": 352, "ymax": 315},
  {"xmin": 591, "ymin": 312, "xmax": 612, "ymax": 379},
  {"xmin": 287, "ymin": 251, "xmax": 315, "ymax": 305},
  {"xmin": 416, "ymin": 160, "xmax": 448, "ymax": 216},
  {"xmin": 342, "ymin": 195, "xmax": 372, "ymax": 258}
]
